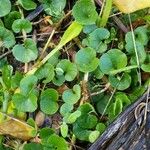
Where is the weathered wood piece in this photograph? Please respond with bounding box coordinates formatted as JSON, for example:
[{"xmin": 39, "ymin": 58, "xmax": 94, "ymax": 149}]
[{"xmin": 88, "ymin": 92, "xmax": 150, "ymax": 150}]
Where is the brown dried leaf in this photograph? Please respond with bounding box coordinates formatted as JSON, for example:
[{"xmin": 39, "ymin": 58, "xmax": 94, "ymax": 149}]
[{"xmin": 0, "ymin": 112, "xmax": 36, "ymax": 141}]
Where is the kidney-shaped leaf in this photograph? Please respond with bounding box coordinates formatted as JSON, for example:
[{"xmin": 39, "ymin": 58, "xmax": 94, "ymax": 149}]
[
  {"xmin": 40, "ymin": 88, "xmax": 59, "ymax": 115},
  {"xmin": 72, "ymin": 0, "xmax": 98, "ymax": 25},
  {"xmin": 83, "ymin": 28, "xmax": 110, "ymax": 53},
  {"xmin": 12, "ymin": 38, "xmax": 38, "ymax": 63},
  {"xmin": 0, "ymin": 26, "xmax": 15, "ymax": 48},
  {"xmin": 109, "ymin": 73, "xmax": 131, "ymax": 90},
  {"xmin": 12, "ymin": 19, "xmax": 32, "ymax": 33},
  {"xmin": 62, "ymin": 84, "xmax": 81, "ymax": 104},
  {"xmin": 0, "ymin": 0, "xmax": 11, "ymax": 17},
  {"xmin": 20, "ymin": 75, "xmax": 38, "ymax": 96},
  {"xmin": 99, "ymin": 49, "xmax": 127, "ymax": 74},
  {"xmin": 56, "ymin": 59, "xmax": 77, "ymax": 81},
  {"xmin": 12, "ymin": 93, "xmax": 37, "ymax": 112},
  {"xmin": 18, "ymin": 0, "xmax": 37, "ymax": 10},
  {"xmin": 75, "ymin": 47, "xmax": 99, "ymax": 73}
]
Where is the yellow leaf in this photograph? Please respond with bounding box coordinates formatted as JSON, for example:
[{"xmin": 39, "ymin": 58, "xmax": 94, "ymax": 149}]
[
  {"xmin": 113, "ymin": 0, "xmax": 150, "ymax": 13},
  {"xmin": 0, "ymin": 112, "xmax": 36, "ymax": 140}
]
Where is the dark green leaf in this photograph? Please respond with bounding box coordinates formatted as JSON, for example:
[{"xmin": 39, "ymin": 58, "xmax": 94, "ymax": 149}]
[
  {"xmin": 75, "ymin": 47, "xmax": 99, "ymax": 73},
  {"xmin": 40, "ymin": 88, "xmax": 59, "ymax": 115},
  {"xmin": 12, "ymin": 38, "xmax": 38, "ymax": 63},
  {"xmin": 62, "ymin": 84, "xmax": 81, "ymax": 104},
  {"xmin": 12, "ymin": 19, "xmax": 32, "ymax": 33},
  {"xmin": 72, "ymin": 0, "xmax": 98, "ymax": 25}
]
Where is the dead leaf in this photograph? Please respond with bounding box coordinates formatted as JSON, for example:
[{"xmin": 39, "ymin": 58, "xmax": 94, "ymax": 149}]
[
  {"xmin": 113, "ymin": 0, "xmax": 150, "ymax": 13},
  {"xmin": 0, "ymin": 112, "xmax": 36, "ymax": 141}
]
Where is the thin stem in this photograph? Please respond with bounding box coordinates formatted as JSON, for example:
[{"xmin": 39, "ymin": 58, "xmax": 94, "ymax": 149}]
[
  {"xmin": 38, "ymin": 29, "xmax": 56, "ymax": 61},
  {"xmin": 109, "ymin": 65, "xmax": 138, "ymax": 75},
  {"xmin": 128, "ymin": 14, "xmax": 141, "ymax": 85}
]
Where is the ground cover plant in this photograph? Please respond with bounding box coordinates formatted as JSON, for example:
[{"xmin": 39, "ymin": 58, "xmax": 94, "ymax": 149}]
[{"xmin": 0, "ymin": 0, "xmax": 150, "ymax": 149}]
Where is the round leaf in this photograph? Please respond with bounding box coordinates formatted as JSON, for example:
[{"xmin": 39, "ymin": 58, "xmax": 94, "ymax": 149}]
[
  {"xmin": 18, "ymin": 0, "xmax": 37, "ymax": 10},
  {"xmin": 0, "ymin": 26, "xmax": 15, "ymax": 48},
  {"xmin": 89, "ymin": 131, "xmax": 100, "ymax": 143},
  {"xmin": 47, "ymin": 134, "xmax": 69, "ymax": 150},
  {"xmin": 0, "ymin": 0, "xmax": 11, "ymax": 17},
  {"xmin": 60, "ymin": 103, "xmax": 73, "ymax": 116},
  {"xmin": 76, "ymin": 114, "xmax": 98, "ymax": 129},
  {"xmin": 83, "ymin": 28, "xmax": 110, "ymax": 53},
  {"xmin": 72, "ymin": 0, "xmax": 98, "ymax": 25},
  {"xmin": 12, "ymin": 93, "xmax": 37, "ymax": 112},
  {"xmin": 12, "ymin": 38, "xmax": 38, "ymax": 63},
  {"xmin": 109, "ymin": 73, "xmax": 131, "ymax": 90},
  {"xmin": 62, "ymin": 84, "xmax": 81, "ymax": 104},
  {"xmin": 75, "ymin": 47, "xmax": 99, "ymax": 73},
  {"xmin": 60, "ymin": 122, "xmax": 68, "ymax": 138},
  {"xmin": 12, "ymin": 19, "xmax": 32, "ymax": 33},
  {"xmin": 56, "ymin": 59, "xmax": 77, "ymax": 81},
  {"xmin": 99, "ymin": 49, "xmax": 127, "ymax": 74},
  {"xmin": 40, "ymin": 88, "xmax": 59, "ymax": 115},
  {"xmin": 20, "ymin": 75, "xmax": 38, "ymax": 96},
  {"xmin": 4, "ymin": 11, "xmax": 21, "ymax": 29},
  {"xmin": 35, "ymin": 63, "xmax": 55, "ymax": 83}
]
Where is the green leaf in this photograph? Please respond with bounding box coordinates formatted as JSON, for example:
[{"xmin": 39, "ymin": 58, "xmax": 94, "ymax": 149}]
[
  {"xmin": 83, "ymin": 28, "xmax": 110, "ymax": 53},
  {"xmin": 40, "ymin": 127, "xmax": 55, "ymax": 145},
  {"xmin": 83, "ymin": 24, "xmax": 97, "ymax": 34},
  {"xmin": 66, "ymin": 110, "xmax": 81, "ymax": 124},
  {"xmin": 11, "ymin": 71, "xmax": 23, "ymax": 89},
  {"xmin": 20, "ymin": 75, "xmax": 38, "ymax": 96},
  {"xmin": 73, "ymin": 123, "xmax": 92, "ymax": 141},
  {"xmin": 96, "ymin": 94, "xmax": 111, "ymax": 114},
  {"xmin": 75, "ymin": 47, "xmax": 99, "ymax": 73},
  {"xmin": 72, "ymin": 0, "xmax": 98, "ymax": 25},
  {"xmin": 125, "ymin": 41, "xmax": 146, "ymax": 64},
  {"xmin": 47, "ymin": 134, "xmax": 69, "ymax": 150},
  {"xmin": 115, "ymin": 92, "xmax": 131, "ymax": 106},
  {"xmin": 4, "ymin": 11, "xmax": 21, "ymax": 29},
  {"xmin": 52, "ymin": 75, "xmax": 65, "ymax": 86},
  {"xmin": 0, "ymin": 27, "xmax": 15, "ymax": 48},
  {"xmin": 109, "ymin": 73, "xmax": 131, "ymax": 90},
  {"xmin": 113, "ymin": 98, "xmax": 123, "ymax": 116},
  {"xmin": 76, "ymin": 114, "xmax": 98, "ymax": 129},
  {"xmin": 62, "ymin": 84, "xmax": 81, "ymax": 104},
  {"xmin": 12, "ymin": 38, "xmax": 38, "ymax": 63},
  {"xmin": 35, "ymin": 63, "xmax": 55, "ymax": 83},
  {"xmin": 24, "ymin": 143, "xmax": 43, "ymax": 150},
  {"xmin": 42, "ymin": 0, "xmax": 66, "ymax": 19},
  {"xmin": 12, "ymin": 19, "xmax": 32, "ymax": 33},
  {"xmin": 2, "ymin": 65, "xmax": 13, "ymax": 89},
  {"xmin": 141, "ymin": 64, "xmax": 150, "ymax": 72},
  {"xmin": 60, "ymin": 103, "xmax": 73, "ymax": 116},
  {"xmin": 60, "ymin": 122, "xmax": 68, "ymax": 138},
  {"xmin": 58, "ymin": 21, "xmax": 83, "ymax": 48},
  {"xmin": 40, "ymin": 88, "xmax": 59, "ymax": 115},
  {"xmin": 18, "ymin": 0, "xmax": 37, "ymax": 10},
  {"xmin": 125, "ymin": 26, "xmax": 148, "ymax": 46},
  {"xmin": 79, "ymin": 103, "xmax": 95, "ymax": 114},
  {"xmin": 12, "ymin": 93, "xmax": 37, "ymax": 112},
  {"xmin": 56, "ymin": 59, "xmax": 77, "ymax": 81},
  {"xmin": 99, "ymin": 49, "xmax": 127, "ymax": 74},
  {"xmin": 96, "ymin": 123, "xmax": 106, "ymax": 135},
  {"xmin": 0, "ymin": 0, "xmax": 11, "ymax": 17},
  {"xmin": 89, "ymin": 131, "xmax": 100, "ymax": 143}
]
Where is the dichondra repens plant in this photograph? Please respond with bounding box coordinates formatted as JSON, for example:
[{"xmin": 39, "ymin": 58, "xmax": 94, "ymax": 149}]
[{"xmin": 0, "ymin": 0, "xmax": 150, "ymax": 149}]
